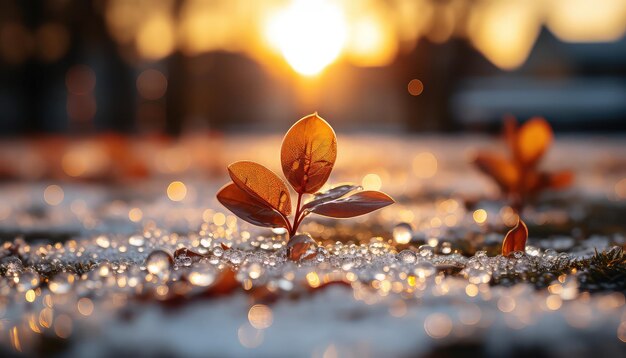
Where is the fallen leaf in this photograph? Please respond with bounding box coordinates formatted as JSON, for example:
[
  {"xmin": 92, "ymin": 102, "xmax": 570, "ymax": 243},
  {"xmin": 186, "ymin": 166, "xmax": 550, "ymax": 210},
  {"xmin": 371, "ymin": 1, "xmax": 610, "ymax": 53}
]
[
  {"xmin": 502, "ymin": 218, "xmax": 528, "ymax": 256},
  {"xmin": 281, "ymin": 113, "xmax": 337, "ymax": 194},
  {"xmin": 310, "ymin": 191, "xmax": 394, "ymax": 218},
  {"xmin": 514, "ymin": 117, "xmax": 553, "ymax": 166},
  {"xmin": 302, "ymin": 184, "xmax": 360, "ymax": 211},
  {"xmin": 474, "ymin": 152, "xmax": 518, "ymax": 192},
  {"xmin": 216, "ymin": 182, "xmax": 288, "ymax": 228},
  {"xmin": 228, "ymin": 161, "xmax": 292, "ymax": 216}
]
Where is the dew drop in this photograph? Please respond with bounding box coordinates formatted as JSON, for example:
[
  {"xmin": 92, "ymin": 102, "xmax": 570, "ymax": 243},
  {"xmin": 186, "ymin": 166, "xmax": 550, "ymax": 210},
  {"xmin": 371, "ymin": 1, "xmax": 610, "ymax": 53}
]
[
  {"xmin": 393, "ymin": 223, "xmax": 413, "ymax": 244},
  {"xmin": 418, "ymin": 245, "xmax": 435, "ymax": 258},
  {"xmin": 16, "ymin": 271, "xmax": 40, "ymax": 292},
  {"xmin": 213, "ymin": 246, "xmax": 224, "ymax": 257},
  {"xmin": 413, "ymin": 261, "xmax": 436, "ymax": 278},
  {"xmin": 398, "ymin": 250, "xmax": 417, "ymax": 264},
  {"xmin": 128, "ymin": 235, "xmax": 145, "ymax": 247},
  {"xmin": 229, "ymin": 250, "xmax": 245, "ymax": 265},
  {"xmin": 287, "ymin": 234, "xmax": 318, "ymax": 261},
  {"xmin": 1, "ymin": 257, "xmax": 23, "ymax": 276},
  {"xmin": 440, "ymin": 242, "xmax": 452, "ymax": 255},
  {"xmin": 49, "ymin": 272, "xmax": 75, "ymax": 294},
  {"xmin": 188, "ymin": 261, "xmax": 216, "ymax": 287},
  {"xmin": 145, "ymin": 250, "xmax": 173, "ymax": 280},
  {"xmin": 96, "ymin": 235, "xmax": 110, "ymax": 248}
]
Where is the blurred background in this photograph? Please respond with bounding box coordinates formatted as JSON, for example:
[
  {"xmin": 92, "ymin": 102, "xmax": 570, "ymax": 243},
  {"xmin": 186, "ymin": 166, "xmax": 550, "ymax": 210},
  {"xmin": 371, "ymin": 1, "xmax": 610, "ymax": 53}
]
[{"xmin": 2, "ymin": 0, "xmax": 626, "ymax": 135}]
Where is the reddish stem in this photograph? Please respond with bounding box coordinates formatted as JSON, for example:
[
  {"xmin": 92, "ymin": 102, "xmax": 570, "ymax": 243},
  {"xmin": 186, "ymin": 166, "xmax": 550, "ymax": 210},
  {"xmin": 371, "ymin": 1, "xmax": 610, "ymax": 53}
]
[{"xmin": 290, "ymin": 192, "xmax": 304, "ymax": 237}]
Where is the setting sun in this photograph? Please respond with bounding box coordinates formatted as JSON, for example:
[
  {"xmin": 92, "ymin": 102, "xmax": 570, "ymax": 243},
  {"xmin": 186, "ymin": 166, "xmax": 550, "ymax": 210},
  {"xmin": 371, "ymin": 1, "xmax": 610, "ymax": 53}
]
[{"xmin": 264, "ymin": 0, "xmax": 347, "ymax": 76}]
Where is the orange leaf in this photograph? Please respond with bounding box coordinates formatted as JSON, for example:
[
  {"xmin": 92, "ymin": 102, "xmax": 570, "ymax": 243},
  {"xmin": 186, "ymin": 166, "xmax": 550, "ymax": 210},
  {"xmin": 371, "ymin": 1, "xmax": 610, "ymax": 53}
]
[
  {"xmin": 310, "ymin": 191, "xmax": 394, "ymax": 218},
  {"xmin": 281, "ymin": 113, "xmax": 337, "ymax": 194},
  {"xmin": 302, "ymin": 184, "xmax": 359, "ymax": 211},
  {"xmin": 545, "ymin": 170, "xmax": 574, "ymax": 190},
  {"xmin": 529, "ymin": 170, "xmax": 574, "ymax": 193},
  {"xmin": 503, "ymin": 115, "xmax": 518, "ymax": 154},
  {"xmin": 515, "ymin": 117, "xmax": 553, "ymax": 166},
  {"xmin": 502, "ymin": 218, "xmax": 528, "ymax": 256},
  {"xmin": 474, "ymin": 152, "xmax": 518, "ymax": 192},
  {"xmin": 227, "ymin": 161, "xmax": 292, "ymax": 216},
  {"xmin": 216, "ymin": 183, "xmax": 288, "ymax": 228}
]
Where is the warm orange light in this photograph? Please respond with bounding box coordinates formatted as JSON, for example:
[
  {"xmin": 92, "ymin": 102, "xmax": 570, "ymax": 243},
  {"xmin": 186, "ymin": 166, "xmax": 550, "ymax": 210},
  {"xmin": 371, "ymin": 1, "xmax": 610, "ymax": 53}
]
[
  {"xmin": 136, "ymin": 13, "xmax": 175, "ymax": 60},
  {"xmin": 473, "ymin": 209, "xmax": 488, "ymax": 224},
  {"xmin": 362, "ymin": 173, "xmax": 382, "ymax": 191},
  {"xmin": 166, "ymin": 181, "xmax": 187, "ymax": 202},
  {"xmin": 264, "ymin": 0, "xmax": 347, "ymax": 76},
  {"xmin": 412, "ymin": 152, "xmax": 437, "ymax": 178},
  {"xmin": 407, "ymin": 79, "xmax": 424, "ymax": 96},
  {"xmin": 468, "ymin": 1, "xmax": 540, "ymax": 70},
  {"xmin": 44, "ymin": 185, "xmax": 64, "ymax": 206},
  {"xmin": 547, "ymin": 0, "xmax": 626, "ymax": 42},
  {"xmin": 248, "ymin": 304, "xmax": 273, "ymax": 329},
  {"xmin": 345, "ymin": 9, "xmax": 397, "ymax": 67}
]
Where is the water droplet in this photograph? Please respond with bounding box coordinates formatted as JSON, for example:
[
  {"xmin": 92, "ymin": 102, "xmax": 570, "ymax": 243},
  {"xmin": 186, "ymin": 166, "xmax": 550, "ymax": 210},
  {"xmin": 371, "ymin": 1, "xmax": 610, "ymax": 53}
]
[
  {"xmin": 247, "ymin": 263, "xmax": 263, "ymax": 279},
  {"xmin": 176, "ymin": 255, "xmax": 193, "ymax": 267},
  {"xmin": 229, "ymin": 250, "xmax": 245, "ymax": 265},
  {"xmin": 96, "ymin": 235, "xmax": 110, "ymax": 248},
  {"xmin": 466, "ymin": 268, "xmax": 491, "ymax": 284},
  {"xmin": 440, "ymin": 242, "xmax": 452, "ymax": 255},
  {"xmin": 49, "ymin": 272, "xmax": 75, "ymax": 294},
  {"xmin": 413, "ymin": 261, "xmax": 436, "ymax": 278},
  {"xmin": 16, "ymin": 271, "xmax": 40, "ymax": 292},
  {"xmin": 1, "ymin": 257, "xmax": 23, "ymax": 276},
  {"xmin": 188, "ymin": 262, "xmax": 216, "ymax": 287},
  {"xmin": 213, "ymin": 246, "xmax": 224, "ymax": 257},
  {"xmin": 272, "ymin": 227, "xmax": 287, "ymax": 235},
  {"xmin": 200, "ymin": 236, "xmax": 213, "ymax": 248},
  {"xmin": 543, "ymin": 249, "xmax": 557, "ymax": 259},
  {"xmin": 145, "ymin": 250, "xmax": 173, "ymax": 280},
  {"xmin": 286, "ymin": 234, "xmax": 318, "ymax": 261},
  {"xmin": 393, "ymin": 223, "xmax": 413, "ymax": 244},
  {"xmin": 418, "ymin": 245, "xmax": 434, "ymax": 258},
  {"xmin": 398, "ymin": 250, "xmax": 417, "ymax": 264},
  {"xmin": 128, "ymin": 235, "xmax": 145, "ymax": 247}
]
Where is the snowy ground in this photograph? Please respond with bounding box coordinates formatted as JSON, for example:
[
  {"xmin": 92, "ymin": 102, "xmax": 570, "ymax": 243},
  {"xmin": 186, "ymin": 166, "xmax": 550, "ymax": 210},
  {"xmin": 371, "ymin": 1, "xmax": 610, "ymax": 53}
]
[{"xmin": 0, "ymin": 135, "xmax": 624, "ymax": 357}]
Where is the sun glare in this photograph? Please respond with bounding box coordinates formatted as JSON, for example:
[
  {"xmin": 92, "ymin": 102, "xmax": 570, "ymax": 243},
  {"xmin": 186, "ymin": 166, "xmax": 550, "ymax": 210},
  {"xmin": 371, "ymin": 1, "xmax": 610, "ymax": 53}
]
[{"xmin": 265, "ymin": 0, "xmax": 347, "ymax": 76}]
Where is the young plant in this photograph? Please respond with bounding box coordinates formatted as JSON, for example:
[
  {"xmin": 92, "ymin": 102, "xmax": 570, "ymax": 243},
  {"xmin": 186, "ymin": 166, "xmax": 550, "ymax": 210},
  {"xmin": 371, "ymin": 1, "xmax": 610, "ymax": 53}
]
[
  {"xmin": 216, "ymin": 113, "xmax": 394, "ymax": 239},
  {"xmin": 502, "ymin": 218, "xmax": 528, "ymax": 256},
  {"xmin": 474, "ymin": 117, "xmax": 573, "ymax": 214}
]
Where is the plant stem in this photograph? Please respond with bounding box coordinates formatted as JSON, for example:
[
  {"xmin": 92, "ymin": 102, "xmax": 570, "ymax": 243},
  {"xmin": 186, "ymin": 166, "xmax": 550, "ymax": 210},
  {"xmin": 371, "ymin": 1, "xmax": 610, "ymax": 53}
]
[{"xmin": 290, "ymin": 192, "xmax": 303, "ymax": 237}]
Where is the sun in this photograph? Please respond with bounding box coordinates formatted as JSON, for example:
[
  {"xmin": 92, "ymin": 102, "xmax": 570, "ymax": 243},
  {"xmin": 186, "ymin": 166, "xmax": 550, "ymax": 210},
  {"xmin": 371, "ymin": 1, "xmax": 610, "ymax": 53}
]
[{"xmin": 264, "ymin": 0, "xmax": 347, "ymax": 76}]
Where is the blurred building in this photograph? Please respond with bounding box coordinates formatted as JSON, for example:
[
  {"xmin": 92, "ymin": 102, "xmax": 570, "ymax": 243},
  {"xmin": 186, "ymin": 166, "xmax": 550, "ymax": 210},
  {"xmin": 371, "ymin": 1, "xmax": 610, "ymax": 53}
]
[{"xmin": 1, "ymin": 0, "xmax": 626, "ymax": 135}]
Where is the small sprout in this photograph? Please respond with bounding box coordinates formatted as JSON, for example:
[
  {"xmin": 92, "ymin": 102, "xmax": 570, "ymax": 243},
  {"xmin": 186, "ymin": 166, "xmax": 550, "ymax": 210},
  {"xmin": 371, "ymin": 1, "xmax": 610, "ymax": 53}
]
[
  {"xmin": 217, "ymin": 113, "xmax": 395, "ymax": 240},
  {"xmin": 474, "ymin": 116, "xmax": 573, "ymax": 213},
  {"xmin": 502, "ymin": 218, "xmax": 528, "ymax": 256}
]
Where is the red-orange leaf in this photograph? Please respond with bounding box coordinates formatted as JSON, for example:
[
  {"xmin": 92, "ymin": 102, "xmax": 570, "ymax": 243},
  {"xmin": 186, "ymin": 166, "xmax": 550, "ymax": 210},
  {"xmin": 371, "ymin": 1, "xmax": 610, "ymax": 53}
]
[
  {"xmin": 228, "ymin": 161, "xmax": 292, "ymax": 216},
  {"xmin": 310, "ymin": 191, "xmax": 394, "ymax": 218},
  {"xmin": 545, "ymin": 170, "xmax": 574, "ymax": 190},
  {"xmin": 474, "ymin": 152, "xmax": 518, "ymax": 192},
  {"xmin": 281, "ymin": 113, "xmax": 337, "ymax": 194},
  {"xmin": 302, "ymin": 184, "xmax": 359, "ymax": 211},
  {"xmin": 216, "ymin": 183, "xmax": 288, "ymax": 228},
  {"xmin": 515, "ymin": 117, "xmax": 552, "ymax": 166},
  {"xmin": 503, "ymin": 115, "xmax": 518, "ymax": 154},
  {"xmin": 502, "ymin": 218, "xmax": 528, "ymax": 256}
]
